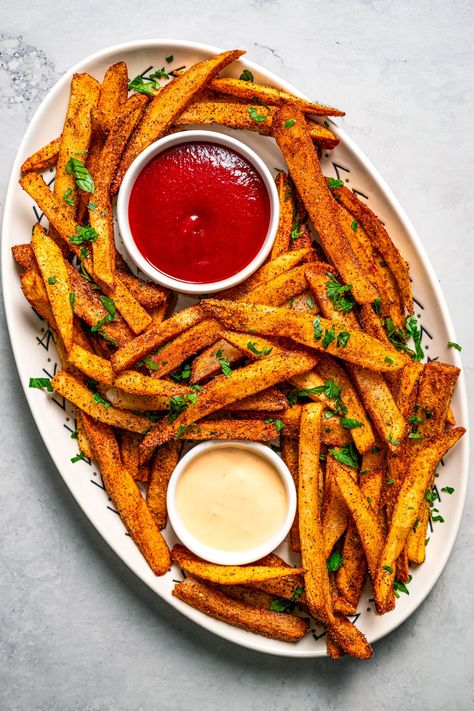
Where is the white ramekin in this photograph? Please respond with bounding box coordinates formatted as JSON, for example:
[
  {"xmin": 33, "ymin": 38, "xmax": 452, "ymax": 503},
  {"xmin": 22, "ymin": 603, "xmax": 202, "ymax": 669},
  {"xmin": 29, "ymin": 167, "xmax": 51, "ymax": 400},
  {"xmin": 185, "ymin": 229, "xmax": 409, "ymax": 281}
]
[
  {"xmin": 166, "ymin": 440, "xmax": 297, "ymax": 565},
  {"xmin": 116, "ymin": 130, "xmax": 280, "ymax": 295}
]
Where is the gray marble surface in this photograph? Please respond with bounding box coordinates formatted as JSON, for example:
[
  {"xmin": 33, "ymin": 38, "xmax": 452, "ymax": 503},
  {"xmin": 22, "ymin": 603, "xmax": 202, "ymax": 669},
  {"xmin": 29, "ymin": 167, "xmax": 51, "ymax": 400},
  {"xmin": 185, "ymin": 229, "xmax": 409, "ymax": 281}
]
[{"xmin": 1, "ymin": 2, "xmax": 473, "ymax": 709}]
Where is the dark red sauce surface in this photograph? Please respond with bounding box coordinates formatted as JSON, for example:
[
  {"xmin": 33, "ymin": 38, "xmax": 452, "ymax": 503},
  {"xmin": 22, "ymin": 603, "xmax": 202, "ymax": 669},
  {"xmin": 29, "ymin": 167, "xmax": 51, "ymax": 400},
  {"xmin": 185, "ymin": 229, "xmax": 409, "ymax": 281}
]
[{"xmin": 128, "ymin": 141, "xmax": 270, "ymax": 284}]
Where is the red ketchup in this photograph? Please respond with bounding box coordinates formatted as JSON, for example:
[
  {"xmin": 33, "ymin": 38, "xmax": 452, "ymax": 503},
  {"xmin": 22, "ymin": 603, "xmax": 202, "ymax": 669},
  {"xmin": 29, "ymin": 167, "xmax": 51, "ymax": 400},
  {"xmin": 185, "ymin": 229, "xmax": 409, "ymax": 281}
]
[{"xmin": 128, "ymin": 141, "xmax": 270, "ymax": 284}]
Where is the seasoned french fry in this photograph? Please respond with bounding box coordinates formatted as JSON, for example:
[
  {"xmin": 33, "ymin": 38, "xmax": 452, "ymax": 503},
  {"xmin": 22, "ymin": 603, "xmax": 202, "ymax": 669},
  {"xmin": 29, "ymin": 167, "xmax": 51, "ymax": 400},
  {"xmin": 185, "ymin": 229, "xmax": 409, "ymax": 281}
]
[
  {"xmin": 75, "ymin": 410, "xmax": 94, "ymax": 459},
  {"xmin": 374, "ymin": 427, "xmax": 465, "ymax": 613},
  {"xmin": 173, "ymin": 577, "xmax": 309, "ymax": 642},
  {"xmin": 147, "ymin": 441, "xmax": 182, "ymax": 529},
  {"xmin": 115, "ymin": 252, "xmax": 169, "ymax": 310},
  {"xmin": 21, "ymin": 136, "xmax": 61, "ymax": 174},
  {"xmin": 68, "ymin": 344, "xmax": 114, "ymax": 385},
  {"xmin": 272, "ymin": 106, "xmax": 377, "ymax": 304},
  {"xmin": 140, "ymin": 350, "xmax": 318, "ymax": 459},
  {"xmin": 148, "ymin": 319, "xmax": 222, "ymax": 377},
  {"xmin": 120, "ymin": 431, "xmax": 141, "ymax": 480},
  {"xmin": 52, "ymin": 369, "xmax": 150, "ymax": 433},
  {"xmin": 174, "ymin": 418, "xmax": 284, "ymax": 442},
  {"xmin": 227, "ymin": 387, "xmax": 288, "ymax": 412},
  {"xmin": 209, "ymin": 76, "xmax": 344, "ymax": 116},
  {"xmin": 105, "ymin": 383, "xmax": 191, "ymax": 412},
  {"xmin": 172, "ymin": 544, "xmax": 304, "ymax": 584},
  {"xmin": 96, "ymin": 61, "xmax": 129, "ymax": 130},
  {"xmin": 12, "ymin": 243, "xmax": 38, "ymax": 271},
  {"xmin": 114, "ymin": 370, "xmax": 194, "ymax": 397},
  {"xmin": 322, "ymin": 456, "xmax": 356, "ymax": 559},
  {"xmin": 271, "ymin": 172, "xmax": 295, "ymax": 259},
  {"xmin": 281, "ymin": 435, "xmax": 300, "ymax": 551},
  {"xmin": 175, "ymin": 101, "xmax": 339, "ymax": 148},
  {"xmin": 112, "ymin": 50, "xmax": 245, "ymax": 192},
  {"xmin": 190, "ymin": 338, "xmax": 243, "ymax": 384},
  {"xmin": 31, "ymin": 224, "xmax": 73, "ymax": 351},
  {"xmin": 202, "ymin": 299, "xmax": 405, "ymax": 372},
  {"xmin": 81, "ymin": 412, "xmax": 170, "ymax": 575}
]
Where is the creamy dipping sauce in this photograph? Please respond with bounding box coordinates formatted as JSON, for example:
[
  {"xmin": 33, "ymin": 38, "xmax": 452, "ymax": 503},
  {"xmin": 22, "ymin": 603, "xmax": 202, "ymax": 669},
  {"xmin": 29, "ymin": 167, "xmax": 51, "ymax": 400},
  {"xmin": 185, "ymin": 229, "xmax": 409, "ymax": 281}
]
[{"xmin": 175, "ymin": 446, "xmax": 288, "ymax": 552}]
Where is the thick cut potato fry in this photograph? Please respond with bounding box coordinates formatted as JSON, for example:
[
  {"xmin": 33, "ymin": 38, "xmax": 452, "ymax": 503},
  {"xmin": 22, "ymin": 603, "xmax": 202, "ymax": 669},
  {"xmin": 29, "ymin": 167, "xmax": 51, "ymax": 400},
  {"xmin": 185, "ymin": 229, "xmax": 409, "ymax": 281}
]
[
  {"xmin": 31, "ymin": 225, "xmax": 73, "ymax": 352},
  {"xmin": 20, "ymin": 269, "xmax": 56, "ymax": 326},
  {"xmin": 115, "ymin": 253, "xmax": 169, "ymax": 310},
  {"xmin": 346, "ymin": 364, "xmax": 406, "ymax": 453},
  {"xmin": 172, "ymin": 544, "xmax": 304, "ymax": 585},
  {"xmin": 54, "ymin": 73, "xmax": 100, "ymax": 207},
  {"xmin": 111, "ymin": 304, "xmax": 205, "ymax": 373},
  {"xmin": 140, "ymin": 350, "xmax": 318, "ymax": 459},
  {"xmin": 148, "ymin": 319, "xmax": 222, "ymax": 377},
  {"xmin": 21, "ymin": 136, "xmax": 61, "ymax": 174},
  {"xmin": 120, "ymin": 431, "xmax": 141, "ymax": 480},
  {"xmin": 305, "ymin": 262, "xmax": 359, "ymax": 329},
  {"xmin": 105, "ymin": 383, "xmax": 191, "ymax": 412},
  {"xmin": 96, "ymin": 61, "xmax": 129, "ymax": 130},
  {"xmin": 332, "ymin": 185, "xmax": 413, "ymax": 314},
  {"xmin": 322, "ymin": 456, "xmax": 356, "ymax": 559},
  {"xmin": 209, "ymin": 77, "xmax": 344, "ymax": 116},
  {"xmin": 202, "ymin": 299, "xmax": 405, "ymax": 372},
  {"xmin": 147, "ymin": 440, "xmax": 182, "ymax": 529},
  {"xmin": 271, "ymin": 172, "xmax": 295, "ymax": 259},
  {"xmin": 207, "ymin": 583, "xmax": 278, "ymax": 610},
  {"xmin": 68, "ymin": 344, "xmax": 114, "ymax": 385},
  {"xmin": 75, "ymin": 410, "xmax": 94, "ymax": 459},
  {"xmin": 81, "ymin": 413, "xmax": 170, "ymax": 575},
  {"xmin": 272, "ymin": 106, "xmax": 377, "ymax": 304},
  {"xmin": 112, "ymin": 50, "xmax": 245, "ymax": 192},
  {"xmin": 52, "ymin": 369, "xmax": 150, "ymax": 433},
  {"xmin": 393, "ymin": 361, "xmax": 424, "ymax": 419},
  {"xmin": 75, "ymin": 114, "xmax": 107, "ymax": 225},
  {"xmin": 281, "ymin": 435, "xmax": 300, "ymax": 551},
  {"xmin": 114, "ymin": 370, "xmax": 194, "ymax": 397},
  {"xmin": 374, "ymin": 427, "xmax": 465, "ymax": 613},
  {"xmin": 227, "ymin": 387, "xmax": 288, "ymax": 412},
  {"xmin": 173, "ymin": 578, "xmax": 308, "ymax": 642},
  {"xmin": 174, "ymin": 418, "xmax": 284, "ymax": 441},
  {"xmin": 12, "ymin": 243, "xmax": 38, "ymax": 271},
  {"xmin": 175, "ymin": 101, "xmax": 339, "ymax": 148},
  {"xmin": 190, "ymin": 338, "xmax": 243, "ymax": 384},
  {"xmin": 245, "ymin": 265, "xmax": 308, "ymax": 306}
]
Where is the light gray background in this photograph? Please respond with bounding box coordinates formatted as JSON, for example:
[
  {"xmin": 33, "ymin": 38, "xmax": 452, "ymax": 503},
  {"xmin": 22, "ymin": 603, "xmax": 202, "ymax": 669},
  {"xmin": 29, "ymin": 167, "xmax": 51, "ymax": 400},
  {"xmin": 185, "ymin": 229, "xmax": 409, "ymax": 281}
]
[{"xmin": 1, "ymin": 2, "xmax": 473, "ymax": 709}]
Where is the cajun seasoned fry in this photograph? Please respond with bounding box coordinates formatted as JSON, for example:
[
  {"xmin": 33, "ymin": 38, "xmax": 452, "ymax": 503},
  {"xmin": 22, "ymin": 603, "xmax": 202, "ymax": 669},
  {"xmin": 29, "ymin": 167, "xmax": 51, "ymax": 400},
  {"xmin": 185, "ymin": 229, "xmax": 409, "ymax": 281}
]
[
  {"xmin": 147, "ymin": 440, "xmax": 182, "ymax": 529},
  {"xmin": 271, "ymin": 171, "xmax": 295, "ymax": 258},
  {"xmin": 21, "ymin": 136, "xmax": 61, "ymax": 174},
  {"xmin": 173, "ymin": 578, "xmax": 308, "ymax": 642},
  {"xmin": 281, "ymin": 435, "xmax": 300, "ymax": 551},
  {"xmin": 322, "ymin": 455, "xmax": 356, "ymax": 559},
  {"xmin": 105, "ymin": 383, "xmax": 191, "ymax": 412},
  {"xmin": 68, "ymin": 344, "xmax": 114, "ymax": 385},
  {"xmin": 96, "ymin": 61, "xmax": 129, "ymax": 131},
  {"xmin": 81, "ymin": 412, "xmax": 170, "ymax": 575}
]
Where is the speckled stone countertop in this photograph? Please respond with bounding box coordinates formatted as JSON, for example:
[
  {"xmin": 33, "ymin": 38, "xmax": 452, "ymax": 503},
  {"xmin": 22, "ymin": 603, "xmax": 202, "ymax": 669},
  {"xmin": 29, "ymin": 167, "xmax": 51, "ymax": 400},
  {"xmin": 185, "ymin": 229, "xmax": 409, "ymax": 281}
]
[{"xmin": 1, "ymin": 2, "xmax": 473, "ymax": 709}]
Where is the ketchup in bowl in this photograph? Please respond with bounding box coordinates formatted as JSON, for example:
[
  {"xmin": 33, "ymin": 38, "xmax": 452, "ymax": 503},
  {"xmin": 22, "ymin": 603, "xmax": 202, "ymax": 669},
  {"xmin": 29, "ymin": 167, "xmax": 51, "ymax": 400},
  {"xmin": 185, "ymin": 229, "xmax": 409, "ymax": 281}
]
[{"xmin": 128, "ymin": 141, "xmax": 271, "ymax": 284}]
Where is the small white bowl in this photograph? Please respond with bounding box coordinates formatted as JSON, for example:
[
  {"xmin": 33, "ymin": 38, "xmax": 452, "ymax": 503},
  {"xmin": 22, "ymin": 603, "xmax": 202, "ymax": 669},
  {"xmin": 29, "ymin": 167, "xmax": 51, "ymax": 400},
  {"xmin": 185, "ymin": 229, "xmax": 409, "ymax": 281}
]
[
  {"xmin": 117, "ymin": 130, "xmax": 280, "ymax": 295},
  {"xmin": 166, "ymin": 440, "xmax": 297, "ymax": 565}
]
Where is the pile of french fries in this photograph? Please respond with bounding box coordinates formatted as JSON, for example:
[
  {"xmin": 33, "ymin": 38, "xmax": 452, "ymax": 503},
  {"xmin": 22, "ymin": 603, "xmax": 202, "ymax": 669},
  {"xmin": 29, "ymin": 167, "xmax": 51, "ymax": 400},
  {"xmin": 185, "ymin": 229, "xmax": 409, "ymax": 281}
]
[{"xmin": 14, "ymin": 49, "xmax": 465, "ymax": 660}]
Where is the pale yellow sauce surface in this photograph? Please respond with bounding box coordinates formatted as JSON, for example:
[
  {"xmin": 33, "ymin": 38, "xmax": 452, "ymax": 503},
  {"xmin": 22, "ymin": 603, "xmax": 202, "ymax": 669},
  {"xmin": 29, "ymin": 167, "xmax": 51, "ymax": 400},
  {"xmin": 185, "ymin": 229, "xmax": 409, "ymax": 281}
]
[{"xmin": 175, "ymin": 447, "xmax": 288, "ymax": 552}]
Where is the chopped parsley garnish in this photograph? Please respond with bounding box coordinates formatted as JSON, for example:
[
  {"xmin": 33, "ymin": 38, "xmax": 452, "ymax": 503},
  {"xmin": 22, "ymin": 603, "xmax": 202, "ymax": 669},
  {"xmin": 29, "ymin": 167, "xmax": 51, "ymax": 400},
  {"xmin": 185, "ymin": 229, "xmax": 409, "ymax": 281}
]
[
  {"xmin": 69, "ymin": 225, "xmax": 99, "ymax": 245},
  {"xmin": 422, "ymin": 407, "xmax": 433, "ymax": 419},
  {"xmin": 326, "ymin": 178, "xmax": 345, "ymax": 190},
  {"xmin": 372, "ymin": 297, "xmax": 382, "ymax": 314},
  {"xmin": 69, "ymin": 291, "xmax": 76, "ymax": 310},
  {"xmin": 248, "ymin": 106, "xmax": 267, "ymax": 123},
  {"xmin": 269, "ymin": 586, "xmax": 304, "ymax": 613},
  {"xmin": 239, "ymin": 69, "xmax": 254, "ymax": 82},
  {"xmin": 88, "ymin": 201, "xmax": 98, "ymax": 211},
  {"xmin": 326, "ymin": 551, "xmax": 344, "ymax": 572},
  {"xmin": 385, "ymin": 356, "xmax": 394, "ymax": 364},
  {"xmin": 63, "ymin": 188, "xmax": 75, "ymax": 206},
  {"xmin": 92, "ymin": 392, "xmax": 110, "ymax": 409},
  {"xmin": 80, "ymin": 247, "xmax": 89, "ymax": 260},
  {"xmin": 247, "ymin": 341, "xmax": 273, "ymax": 358},
  {"xmin": 326, "ymin": 273, "xmax": 355, "ymax": 313},
  {"xmin": 65, "ymin": 157, "xmax": 94, "ymax": 193},
  {"xmin": 425, "ymin": 490, "xmax": 437, "ymax": 504},
  {"xmin": 385, "ymin": 315, "xmax": 423, "ymax": 361},
  {"xmin": 71, "ymin": 452, "xmax": 85, "ymax": 463},
  {"xmin": 288, "ymin": 379, "xmax": 346, "ymax": 416},
  {"xmin": 387, "ymin": 434, "xmax": 400, "ymax": 447},
  {"xmin": 431, "ymin": 512, "xmax": 444, "ymax": 523},
  {"xmin": 322, "ymin": 326, "xmax": 336, "ymax": 349},
  {"xmin": 340, "ymin": 417, "xmax": 363, "ymax": 430},
  {"xmin": 216, "ymin": 349, "xmax": 232, "ymax": 377},
  {"xmin": 386, "ymin": 478, "xmax": 395, "ymax": 485},
  {"xmin": 128, "ymin": 75, "xmax": 159, "ymax": 95},
  {"xmin": 137, "ymin": 356, "xmax": 159, "ymax": 371},
  {"xmin": 337, "ymin": 331, "xmax": 350, "ymax": 348},
  {"xmin": 99, "ymin": 295, "xmax": 116, "ymax": 318},
  {"xmin": 70, "ymin": 429, "xmax": 78, "ymax": 439},
  {"xmin": 448, "ymin": 341, "xmax": 462, "ymax": 351},
  {"xmin": 48, "ymin": 277, "xmax": 57, "ymax": 285},
  {"xmin": 165, "ymin": 55, "xmax": 173, "ymax": 63},
  {"xmin": 441, "ymin": 486, "xmax": 455, "ymax": 494},
  {"xmin": 29, "ymin": 377, "xmax": 53, "ymax": 392},
  {"xmin": 328, "ymin": 444, "xmax": 360, "ymax": 470},
  {"xmin": 167, "ymin": 392, "xmax": 199, "ymax": 423},
  {"xmin": 313, "ymin": 317, "xmax": 323, "ymax": 341},
  {"xmin": 393, "ymin": 576, "xmax": 412, "ymax": 598},
  {"xmin": 170, "ymin": 361, "xmax": 192, "ymax": 382},
  {"xmin": 306, "ymin": 296, "xmax": 315, "ymax": 309},
  {"xmin": 149, "ymin": 68, "xmax": 170, "ymax": 80},
  {"xmin": 408, "ymin": 432, "xmax": 422, "ymax": 439},
  {"xmin": 382, "ymin": 565, "xmax": 393, "ymax": 573},
  {"xmin": 351, "ymin": 219, "xmax": 358, "ymax": 232},
  {"xmin": 264, "ymin": 418, "xmax": 285, "ymax": 432},
  {"xmin": 91, "ymin": 313, "xmax": 114, "ymax": 334},
  {"xmin": 289, "ymin": 201, "xmax": 302, "ymax": 241},
  {"xmin": 284, "ymin": 119, "xmax": 296, "ymax": 128}
]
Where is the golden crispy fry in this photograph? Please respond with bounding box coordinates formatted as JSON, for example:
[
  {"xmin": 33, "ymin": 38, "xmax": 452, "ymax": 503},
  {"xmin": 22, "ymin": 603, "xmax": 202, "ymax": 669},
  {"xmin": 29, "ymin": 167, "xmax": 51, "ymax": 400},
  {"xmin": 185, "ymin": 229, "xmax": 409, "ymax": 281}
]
[
  {"xmin": 20, "ymin": 269, "xmax": 56, "ymax": 325},
  {"xmin": 115, "ymin": 252, "xmax": 169, "ymax": 310},
  {"xmin": 281, "ymin": 435, "xmax": 300, "ymax": 551},
  {"xmin": 112, "ymin": 279, "xmax": 152, "ymax": 334},
  {"xmin": 68, "ymin": 344, "xmax": 114, "ymax": 385},
  {"xmin": 12, "ymin": 243, "xmax": 38, "ymax": 271},
  {"xmin": 96, "ymin": 61, "xmax": 129, "ymax": 130},
  {"xmin": 332, "ymin": 463, "xmax": 384, "ymax": 581},
  {"xmin": 227, "ymin": 387, "xmax": 288, "ymax": 412},
  {"xmin": 202, "ymin": 299, "xmax": 405, "ymax": 372},
  {"xmin": 81, "ymin": 412, "xmax": 170, "ymax": 575},
  {"xmin": 272, "ymin": 106, "xmax": 377, "ymax": 304},
  {"xmin": 245, "ymin": 265, "xmax": 308, "ymax": 306},
  {"xmin": 172, "ymin": 544, "xmax": 304, "ymax": 585},
  {"xmin": 21, "ymin": 136, "xmax": 61, "ymax": 174},
  {"xmin": 174, "ymin": 418, "xmax": 284, "ymax": 441},
  {"xmin": 112, "ymin": 50, "xmax": 245, "ymax": 192},
  {"xmin": 392, "ymin": 361, "xmax": 424, "ymax": 419},
  {"xmin": 120, "ymin": 431, "xmax": 141, "ymax": 480},
  {"xmin": 173, "ymin": 577, "xmax": 308, "ymax": 642},
  {"xmin": 54, "ymin": 73, "xmax": 100, "ymax": 207},
  {"xmin": 52, "ymin": 369, "xmax": 150, "ymax": 433},
  {"xmin": 207, "ymin": 583, "xmax": 278, "ymax": 610},
  {"xmin": 31, "ymin": 225, "xmax": 73, "ymax": 351},
  {"xmin": 111, "ymin": 304, "xmax": 205, "ymax": 373},
  {"xmin": 333, "ymin": 185, "xmax": 413, "ymax": 314},
  {"xmin": 209, "ymin": 76, "xmax": 344, "ymax": 116},
  {"xmin": 305, "ymin": 262, "xmax": 360, "ymax": 329},
  {"xmin": 147, "ymin": 441, "xmax": 182, "ymax": 529},
  {"xmin": 75, "ymin": 410, "xmax": 94, "ymax": 459},
  {"xmin": 104, "ymin": 383, "xmax": 191, "ymax": 412},
  {"xmin": 374, "ymin": 427, "xmax": 465, "ymax": 613},
  {"xmin": 346, "ymin": 364, "xmax": 406, "ymax": 453},
  {"xmin": 147, "ymin": 319, "xmax": 222, "ymax": 377},
  {"xmin": 75, "ymin": 114, "xmax": 107, "ymax": 225},
  {"xmin": 175, "ymin": 101, "xmax": 339, "ymax": 148},
  {"xmin": 140, "ymin": 350, "xmax": 318, "ymax": 459},
  {"xmin": 271, "ymin": 172, "xmax": 295, "ymax": 259},
  {"xmin": 190, "ymin": 338, "xmax": 243, "ymax": 384},
  {"xmin": 113, "ymin": 370, "xmax": 194, "ymax": 397},
  {"xmin": 287, "ymin": 291, "xmax": 318, "ymax": 313},
  {"xmin": 322, "ymin": 456, "xmax": 356, "ymax": 559}
]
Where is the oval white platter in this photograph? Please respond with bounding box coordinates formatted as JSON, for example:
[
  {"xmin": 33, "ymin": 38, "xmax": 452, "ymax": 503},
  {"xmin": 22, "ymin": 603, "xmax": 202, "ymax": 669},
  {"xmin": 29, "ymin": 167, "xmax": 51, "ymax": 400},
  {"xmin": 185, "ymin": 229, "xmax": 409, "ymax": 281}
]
[{"xmin": 1, "ymin": 39, "xmax": 469, "ymax": 657}]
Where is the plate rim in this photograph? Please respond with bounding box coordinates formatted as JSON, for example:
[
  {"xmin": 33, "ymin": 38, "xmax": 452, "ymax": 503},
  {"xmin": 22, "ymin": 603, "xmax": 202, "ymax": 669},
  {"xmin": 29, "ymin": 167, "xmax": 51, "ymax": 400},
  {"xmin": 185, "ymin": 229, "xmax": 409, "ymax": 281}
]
[{"xmin": 1, "ymin": 38, "xmax": 470, "ymax": 658}]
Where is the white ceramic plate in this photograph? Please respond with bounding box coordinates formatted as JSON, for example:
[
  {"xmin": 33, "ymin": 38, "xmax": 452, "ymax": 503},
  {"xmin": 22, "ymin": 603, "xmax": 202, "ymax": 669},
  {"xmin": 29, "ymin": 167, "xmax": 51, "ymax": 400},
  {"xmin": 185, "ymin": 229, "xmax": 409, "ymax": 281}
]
[{"xmin": 2, "ymin": 40, "xmax": 469, "ymax": 657}]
